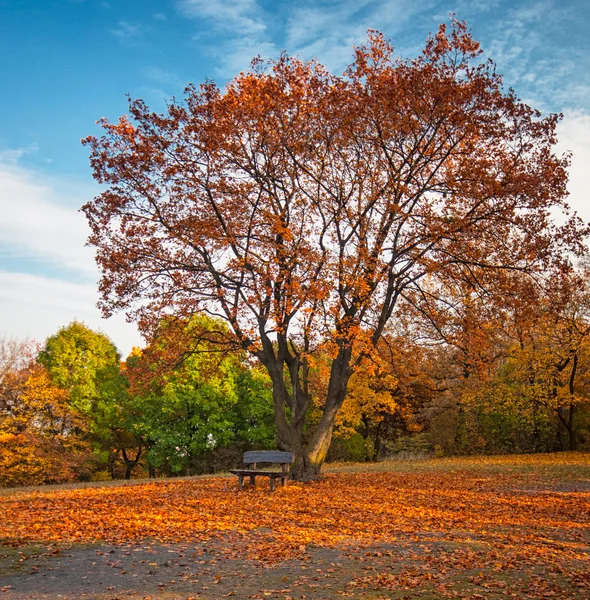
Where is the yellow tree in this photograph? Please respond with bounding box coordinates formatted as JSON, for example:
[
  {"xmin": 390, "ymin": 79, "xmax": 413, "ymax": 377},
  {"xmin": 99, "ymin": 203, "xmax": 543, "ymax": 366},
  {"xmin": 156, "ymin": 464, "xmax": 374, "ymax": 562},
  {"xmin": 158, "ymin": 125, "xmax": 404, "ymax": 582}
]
[
  {"xmin": 0, "ymin": 361, "xmax": 93, "ymax": 486},
  {"xmin": 334, "ymin": 333, "xmax": 436, "ymax": 460},
  {"xmin": 507, "ymin": 270, "xmax": 590, "ymax": 450}
]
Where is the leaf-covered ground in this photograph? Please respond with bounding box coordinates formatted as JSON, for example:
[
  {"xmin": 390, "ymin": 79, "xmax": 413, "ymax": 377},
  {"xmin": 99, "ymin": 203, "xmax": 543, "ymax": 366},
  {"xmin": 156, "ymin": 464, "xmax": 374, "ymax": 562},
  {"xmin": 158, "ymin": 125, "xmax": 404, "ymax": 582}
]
[{"xmin": 1, "ymin": 453, "xmax": 589, "ymax": 599}]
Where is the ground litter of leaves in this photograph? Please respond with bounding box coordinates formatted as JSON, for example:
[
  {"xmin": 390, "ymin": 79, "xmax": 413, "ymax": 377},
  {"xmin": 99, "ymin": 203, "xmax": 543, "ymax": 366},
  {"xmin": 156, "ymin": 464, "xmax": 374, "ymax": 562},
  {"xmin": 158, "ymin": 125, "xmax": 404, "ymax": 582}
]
[{"xmin": 0, "ymin": 453, "xmax": 589, "ymax": 599}]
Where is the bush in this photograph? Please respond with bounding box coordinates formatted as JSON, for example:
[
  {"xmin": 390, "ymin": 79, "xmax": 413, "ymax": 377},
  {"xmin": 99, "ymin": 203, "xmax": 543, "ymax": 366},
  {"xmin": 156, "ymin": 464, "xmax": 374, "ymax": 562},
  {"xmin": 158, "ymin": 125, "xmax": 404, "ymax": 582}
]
[
  {"xmin": 326, "ymin": 434, "xmax": 368, "ymax": 462},
  {"xmin": 386, "ymin": 433, "xmax": 433, "ymax": 459}
]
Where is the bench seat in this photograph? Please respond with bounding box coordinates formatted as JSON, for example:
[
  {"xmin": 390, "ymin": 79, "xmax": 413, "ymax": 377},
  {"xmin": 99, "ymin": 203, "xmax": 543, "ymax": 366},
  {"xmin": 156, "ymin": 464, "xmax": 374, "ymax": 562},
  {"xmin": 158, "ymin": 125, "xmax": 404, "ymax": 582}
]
[{"xmin": 231, "ymin": 451, "xmax": 294, "ymax": 491}]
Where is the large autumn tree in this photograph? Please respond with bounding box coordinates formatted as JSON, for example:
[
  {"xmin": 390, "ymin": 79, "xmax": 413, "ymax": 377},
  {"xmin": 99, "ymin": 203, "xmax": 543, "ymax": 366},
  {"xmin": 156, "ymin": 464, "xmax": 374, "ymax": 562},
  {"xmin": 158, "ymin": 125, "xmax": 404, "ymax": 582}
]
[{"xmin": 82, "ymin": 22, "xmax": 587, "ymax": 479}]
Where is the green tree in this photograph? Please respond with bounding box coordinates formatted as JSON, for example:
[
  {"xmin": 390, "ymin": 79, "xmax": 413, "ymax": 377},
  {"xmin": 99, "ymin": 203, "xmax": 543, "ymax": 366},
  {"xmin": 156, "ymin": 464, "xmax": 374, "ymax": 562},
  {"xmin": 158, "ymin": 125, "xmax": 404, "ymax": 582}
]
[
  {"xmin": 37, "ymin": 321, "xmax": 142, "ymax": 478},
  {"xmin": 38, "ymin": 321, "xmax": 121, "ymax": 414},
  {"xmin": 125, "ymin": 315, "xmax": 274, "ymax": 476}
]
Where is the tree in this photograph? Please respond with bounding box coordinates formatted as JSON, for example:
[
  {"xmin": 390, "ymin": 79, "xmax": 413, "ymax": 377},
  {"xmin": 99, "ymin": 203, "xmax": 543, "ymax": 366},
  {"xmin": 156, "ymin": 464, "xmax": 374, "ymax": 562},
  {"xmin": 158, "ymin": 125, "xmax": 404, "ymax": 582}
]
[
  {"xmin": 0, "ymin": 358, "xmax": 94, "ymax": 487},
  {"xmin": 38, "ymin": 321, "xmax": 122, "ymax": 414},
  {"xmin": 124, "ymin": 315, "xmax": 273, "ymax": 476},
  {"xmin": 506, "ymin": 270, "xmax": 590, "ymax": 450},
  {"xmin": 0, "ymin": 336, "xmax": 35, "ymax": 433},
  {"xmin": 37, "ymin": 321, "xmax": 133, "ymax": 479},
  {"xmin": 82, "ymin": 21, "xmax": 587, "ymax": 479},
  {"xmin": 332, "ymin": 333, "xmax": 435, "ymax": 461},
  {"xmin": 1, "ymin": 336, "xmax": 34, "ymax": 383},
  {"xmin": 406, "ymin": 272, "xmax": 514, "ymax": 452}
]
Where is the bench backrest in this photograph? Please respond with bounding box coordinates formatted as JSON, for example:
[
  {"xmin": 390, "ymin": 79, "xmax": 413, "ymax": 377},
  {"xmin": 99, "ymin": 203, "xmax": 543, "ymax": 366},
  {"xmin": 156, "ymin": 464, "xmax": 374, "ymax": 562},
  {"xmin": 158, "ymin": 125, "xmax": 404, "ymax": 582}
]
[{"xmin": 243, "ymin": 451, "xmax": 294, "ymax": 465}]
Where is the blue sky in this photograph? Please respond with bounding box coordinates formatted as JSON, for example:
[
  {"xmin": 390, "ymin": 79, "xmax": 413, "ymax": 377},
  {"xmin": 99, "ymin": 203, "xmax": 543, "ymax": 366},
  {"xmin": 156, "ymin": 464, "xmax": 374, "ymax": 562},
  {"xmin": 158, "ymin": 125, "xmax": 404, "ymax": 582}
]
[{"xmin": 1, "ymin": 0, "xmax": 589, "ymax": 357}]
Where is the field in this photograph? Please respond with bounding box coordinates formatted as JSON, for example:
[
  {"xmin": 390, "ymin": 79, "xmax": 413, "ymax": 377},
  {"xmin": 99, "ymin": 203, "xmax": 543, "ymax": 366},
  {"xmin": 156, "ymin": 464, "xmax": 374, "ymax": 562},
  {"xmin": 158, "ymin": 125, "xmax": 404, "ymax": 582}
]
[{"xmin": 1, "ymin": 453, "xmax": 589, "ymax": 599}]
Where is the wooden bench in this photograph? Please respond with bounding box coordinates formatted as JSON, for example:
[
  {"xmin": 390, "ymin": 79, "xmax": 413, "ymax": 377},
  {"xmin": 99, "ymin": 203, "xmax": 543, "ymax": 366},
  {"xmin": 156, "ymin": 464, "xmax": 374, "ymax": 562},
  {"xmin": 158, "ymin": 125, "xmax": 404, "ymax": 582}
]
[{"xmin": 230, "ymin": 451, "xmax": 294, "ymax": 492}]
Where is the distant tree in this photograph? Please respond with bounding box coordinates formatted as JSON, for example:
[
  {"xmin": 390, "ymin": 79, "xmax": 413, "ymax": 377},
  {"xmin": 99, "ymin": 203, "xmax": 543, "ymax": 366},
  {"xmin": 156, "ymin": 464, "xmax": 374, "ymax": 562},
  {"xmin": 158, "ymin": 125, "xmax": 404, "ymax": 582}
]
[
  {"xmin": 0, "ymin": 336, "xmax": 35, "ymax": 432},
  {"xmin": 82, "ymin": 21, "xmax": 587, "ymax": 478},
  {"xmin": 0, "ymin": 336, "xmax": 34, "ymax": 383},
  {"xmin": 232, "ymin": 365, "xmax": 275, "ymax": 450},
  {"xmin": 0, "ymin": 357, "xmax": 94, "ymax": 487},
  {"xmin": 37, "ymin": 321, "xmax": 137, "ymax": 479},
  {"xmin": 507, "ymin": 270, "xmax": 590, "ymax": 450}
]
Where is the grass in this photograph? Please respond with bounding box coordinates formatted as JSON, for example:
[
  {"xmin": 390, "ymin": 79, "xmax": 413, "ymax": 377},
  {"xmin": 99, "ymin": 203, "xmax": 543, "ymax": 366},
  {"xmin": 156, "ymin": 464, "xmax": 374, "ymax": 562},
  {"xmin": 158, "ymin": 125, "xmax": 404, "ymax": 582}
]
[{"xmin": 2, "ymin": 450, "xmax": 587, "ymax": 497}]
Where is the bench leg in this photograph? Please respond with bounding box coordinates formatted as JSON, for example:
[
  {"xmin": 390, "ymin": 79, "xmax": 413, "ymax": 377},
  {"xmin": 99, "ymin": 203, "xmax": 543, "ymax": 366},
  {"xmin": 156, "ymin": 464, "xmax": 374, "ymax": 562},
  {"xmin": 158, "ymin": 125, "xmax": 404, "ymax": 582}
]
[
  {"xmin": 269, "ymin": 476, "xmax": 276, "ymax": 492},
  {"xmin": 238, "ymin": 475, "xmax": 244, "ymax": 491},
  {"xmin": 280, "ymin": 475, "xmax": 287, "ymax": 487},
  {"xmin": 250, "ymin": 475, "xmax": 256, "ymax": 487}
]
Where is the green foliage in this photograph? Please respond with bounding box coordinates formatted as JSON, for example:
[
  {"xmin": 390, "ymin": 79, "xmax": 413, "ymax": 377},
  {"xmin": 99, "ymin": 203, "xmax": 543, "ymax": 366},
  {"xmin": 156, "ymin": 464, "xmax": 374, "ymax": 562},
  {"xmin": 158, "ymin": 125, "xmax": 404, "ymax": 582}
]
[
  {"xmin": 326, "ymin": 433, "xmax": 368, "ymax": 463},
  {"xmin": 38, "ymin": 321, "xmax": 121, "ymax": 414},
  {"xmin": 125, "ymin": 315, "xmax": 275, "ymax": 476},
  {"xmin": 233, "ymin": 367, "xmax": 275, "ymax": 448},
  {"xmin": 463, "ymin": 375, "xmax": 555, "ymax": 454}
]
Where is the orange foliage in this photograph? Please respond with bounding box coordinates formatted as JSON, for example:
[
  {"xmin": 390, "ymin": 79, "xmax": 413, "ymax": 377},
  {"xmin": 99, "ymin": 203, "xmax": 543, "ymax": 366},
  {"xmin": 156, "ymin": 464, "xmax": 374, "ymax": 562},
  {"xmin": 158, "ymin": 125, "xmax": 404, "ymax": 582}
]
[
  {"xmin": 1, "ymin": 454, "xmax": 588, "ymax": 573},
  {"xmin": 0, "ymin": 432, "xmax": 90, "ymax": 487},
  {"xmin": 0, "ymin": 364, "xmax": 93, "ymax": 486}
]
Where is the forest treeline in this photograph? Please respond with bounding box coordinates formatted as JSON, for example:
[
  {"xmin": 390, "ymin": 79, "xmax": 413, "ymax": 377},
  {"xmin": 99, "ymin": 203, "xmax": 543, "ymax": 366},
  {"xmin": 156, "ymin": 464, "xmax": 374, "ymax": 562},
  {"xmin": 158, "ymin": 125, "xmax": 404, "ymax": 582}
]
[{"xmin": 1, "ymin": 266, "xmax": 589, "ymax": 487}]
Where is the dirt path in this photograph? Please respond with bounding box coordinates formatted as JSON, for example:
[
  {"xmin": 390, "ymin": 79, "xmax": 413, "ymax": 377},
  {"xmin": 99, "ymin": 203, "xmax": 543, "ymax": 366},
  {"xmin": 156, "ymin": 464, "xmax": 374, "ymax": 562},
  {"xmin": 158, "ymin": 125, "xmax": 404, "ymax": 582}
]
[
  {"xmin": 2, "ymin": 540, "xmax": 370, "ymax": 599},
  {"xmin": 2, "ymin": 535, "xmax": 588, "ymax": 600}
]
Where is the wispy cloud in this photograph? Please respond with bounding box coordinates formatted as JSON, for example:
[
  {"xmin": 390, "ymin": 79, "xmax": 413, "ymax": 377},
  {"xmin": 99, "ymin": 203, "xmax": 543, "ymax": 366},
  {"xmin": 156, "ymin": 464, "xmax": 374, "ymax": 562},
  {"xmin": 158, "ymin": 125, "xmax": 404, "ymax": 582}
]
[
  {"xmin": 0, "ymin": 143, "xmax": 38, "ymax": 165},
  {"xmin": 475, "ymin": 0, "xmax": 588, "ymax": 114},
  {"xmin": 0, "ymin": 158, "xmax": 96, "ymax": 276},
  {"xmin": 176, "ymin": 0, "xmax": 278, "ymax": 77},
  {"xmin": 285, "ymin": 0, "xmax": 429, "ymax": 72},
  {"xmin": 110, "ymin": 20, "xmax": 143, "ymax": 43},
  {"xmin": 177, "ymin": 0, "xmax": 266, "ymax": 36},
  {"xmin": 143, "ymin": 66, "xmax": 183, "ymax": 88},
  {"xmin": 0, "ymin": 271, "xmax": 143, "ymax": 356},
  {"xmin": 175, "ymin": 0, "xmax": 430, "ymax": 79}
]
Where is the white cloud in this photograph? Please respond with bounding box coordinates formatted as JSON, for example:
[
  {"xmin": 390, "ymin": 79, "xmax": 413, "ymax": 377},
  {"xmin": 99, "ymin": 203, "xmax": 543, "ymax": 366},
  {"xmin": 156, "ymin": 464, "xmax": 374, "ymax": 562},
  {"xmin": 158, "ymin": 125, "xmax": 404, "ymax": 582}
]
[
  {"xmin": 177, "ymin": 0, "xmax": 266, "ymax": 36},
  {"xmin": 0, "ymin": 155, "xmax": 143, "ymax": 356},
  {"xmin": 217, "ymin": 38, "xmax": 280, "ymax": 79},
  {"xmin": 0, "ymin": 271, "xmax": 143, "ymax": 357},
  {"xmin": 0, "ymin": 144, "xmax": 38, "ymax": 165},
  {"xmin": 0, "ymin": 160, "xmax": 96, "ymax": 275},
  {"xmin": 285, "ymin": 0, "xmax": 427, "ymax": 73},
  {"xmin": 556, "ymin": 110, "xmax": 590, "ymax": 225},
  {"xmin": 177, "ymin": 0, "xmax": 278, "ymax": 76},
  {"xmin": 477, "ymin": 0, "xmax": 588, "ymax": 117},
  {"xmin": 143, "ymin": 66, "xmax": 182, "ymax": 88},
  {"xmin": 110, "ymin": 20, "xmax": 143, "ymax": 42}
]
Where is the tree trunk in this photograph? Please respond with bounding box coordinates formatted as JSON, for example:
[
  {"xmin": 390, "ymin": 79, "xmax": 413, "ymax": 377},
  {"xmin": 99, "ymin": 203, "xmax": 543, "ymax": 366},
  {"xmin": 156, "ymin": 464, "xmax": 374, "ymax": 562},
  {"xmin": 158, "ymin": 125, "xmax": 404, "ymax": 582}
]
[
  {"xmin": 567, "ymin": 403, "xmax": 576, "ymax": 450},
  {"xmin": 372, "ymin": 420, "xmax": 384, "ymax": 462},
  {"xmin": 554, "ymin": 352, "xmax": 578, "ymax": 451},
  {"xmin": 266, "ymin": 343, "xmax": 353, "ymax": 480},
  {"xmin": 121, "ymin": 445, "xmax": 142, "ymax": 480},
  {"xmin": 556, "ymin": 405, "xmax": 576, "ymax": 451},
  {"xmin": 361, "ymin": 415, "xmax": 371, "ymax": 462},
  {"xmin": 454, "ymin": 405, "xmax": 467, "ymax": 453},
  {"xmin": 567, "ymin": 352, "xmax": 578, "ymax": 451}
]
